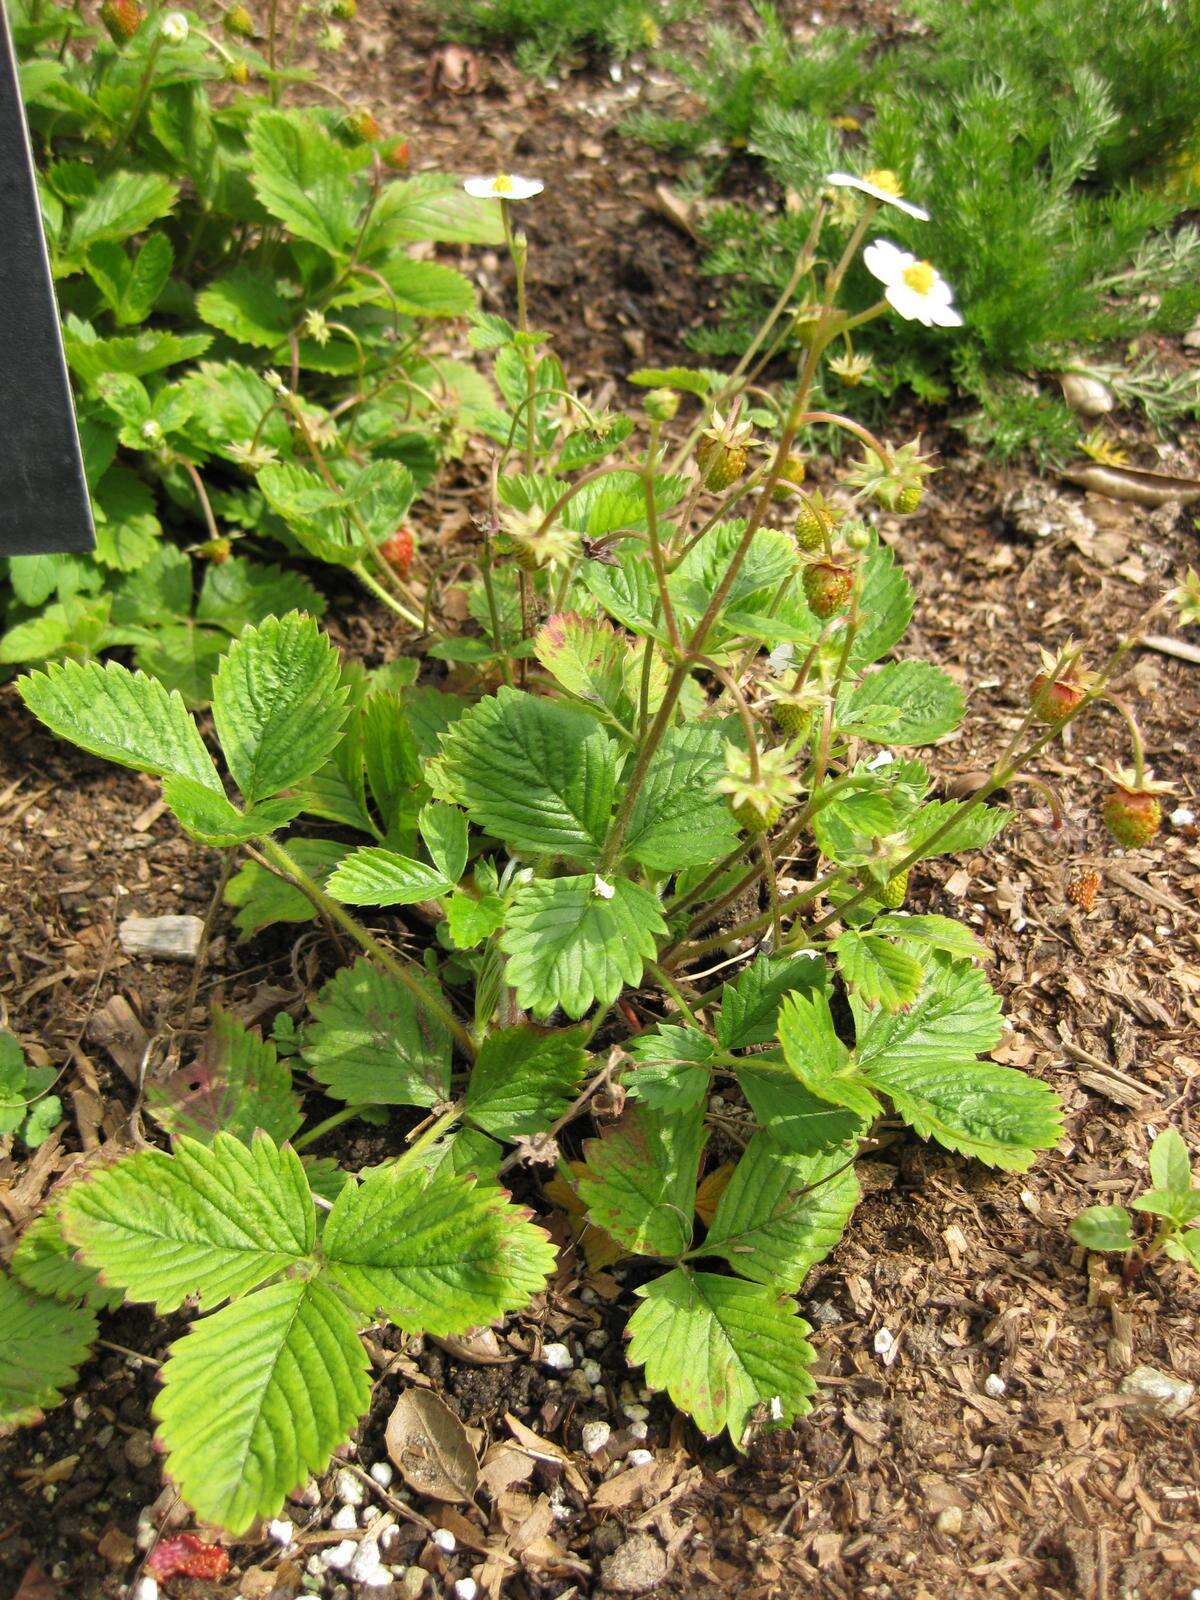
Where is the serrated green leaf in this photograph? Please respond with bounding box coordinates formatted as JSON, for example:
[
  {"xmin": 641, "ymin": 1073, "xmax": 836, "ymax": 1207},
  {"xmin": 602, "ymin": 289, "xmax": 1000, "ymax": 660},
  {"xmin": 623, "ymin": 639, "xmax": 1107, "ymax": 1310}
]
[
  {"xmin": 577, "ymin": 549, "xmax": 664, "ymax": 640},
  {"xmin": 500, "ymin": 874, "xmax": 666, "ymax": 1019},
  {"xmin": 62, "ymin": 1132, "xmax": 315, "ymax": 1313},
  {"xmin": 162, "ymin": 775, "xmax": 305, "ymax": 845},
  {"xmin": 465, "ymin": 1025, "xmax": 586, "ymax": 1140},
  {"xmin": 196, "ymin": 268, "xmax": 292, "ymax": 347},
  {"xmin": 373, "ymin": 256, "xmax": 477, "ymax": 316},
  {"xmin": 624, "ymin": 1026, "xmax": 715, "ymax": 1112},
  {"xmin": 1149, "ymin": 1128, "xmax": 1193, "ymax": 1194},
  {"xmin": 576, "ymin": 1104, "xmax": 704, "ymax": 1258},
  {"xmin": 0, "ymin": 1273, "xmax": 96, "ymax": 1430},
  {"xmin": 863, "ymin": 1056, "xmax": 1062, "ymax": 1171},
  {"xmin": 147, "ymin": 1008, "xmax": 301, "ymax": 1148},
  {"xmin": 225, "ymin": 839, "xmax": 348, "ymax": 939},
  {"xmin": 852, "ymin": 953, "xmax": 1004, "ymax": 1076},
  {"xmin": 833, "ymin": 930, "xmax": 926, "ymax": 1014},
  {"xmin": 436, "ymin": 687, "xmax": 617, "ymax": 863},
  {"xmin": 1163, "ymin": 1230, "xmax": 1200, "ymax": 1269},
  {"xmin": 736, "ymin": 1059, "xmax": 867, "ymax": 1155},
  {"xmin": 1069, "ymin": 1205, "xmax": 1136, "ymax": 1253},
  {"xmin": 67, "ymin": 169, "xmax": 177, "ymax": 253},
  {"xmin": 248, "ymin": 109, "xmax": 363, "ymax": 256},
  {"xmin": 623, "ymin": 723, "xmax": 741, "ymax": 871},
  {"xmin": 715, "ymin": 952, "xmax": 828, "ymax": 1050},
  {"xmin": 533, "ymin": 613, "xmax": 634, "ymax": 726},
  {"xmin": 11, "ymin": 1204, "xmax": 123, "ymax": 1312},
  {"xmin": 419, "ymin": 803, "xmax": 468, "ymax": 884},
  {"xmin": 154, "ymin": 1275, "xmax": 370, "ymax": 1534},
  {"xmin": 326, "ymin": 847, "xmax": 451, "ymax": 906},
  {"xmin": 86, "ymin": 233, "xmax": 173, "ymax": 325},
  {"xmin": 627, "ymin": 1268, "xmax": 816, "ymax": 1442},
  {"xmin": 361, "ymin": 691, "xmax": 422, "ymax": 829},
  {"xmin": 811, "ymin": 781, "xmax": 899, "ymax": 863},
  {"xmin": 366, "ymin": 173, "xmax": 505, "ymax": 246},
  {"xmin": 445, "ymin": 891, "xmax": 506, "ymax": 950},
  {"xmin": 301, "ymin": 956, "xmax": 452, "ymax": 1108},
  {"xmin": 627, "ymin": 365, "xmax": 717, "ymax": 396},
  {"xmin": 870, "ymin": 914, "xmax": 989, "ymax": 962},
  {"xmin": 321, "ymin": 1164, "xmax": 555, "ymax": 1334},
  {"xmin": 412, "ymin": 1127, "xmax": 503, "ymax": 1186},
  {"xmin": 18, "ymin": 659, "xmax": 221, "ymax": 792},
  {"xmin": 839, "ymin": 661, "xmax": 965, "ymax": 746},
  {"xmin": 902, "ymin": 798, "xmax": 1009, "ymax": 860},
  {"xmin": 703, "ymin": 1135, "xmax": 859, "ymax": 1291},
  {"xmin": 1131, "ymin": 1188, "xmax": 1200, "ymax": 1224},
  {"xmin": 212, "ymin": 614, "xmax": 348, "ymax": 804},
  {"xmin": 778, "ymin": 990, "xmax": 882, "ymax": 1122}
]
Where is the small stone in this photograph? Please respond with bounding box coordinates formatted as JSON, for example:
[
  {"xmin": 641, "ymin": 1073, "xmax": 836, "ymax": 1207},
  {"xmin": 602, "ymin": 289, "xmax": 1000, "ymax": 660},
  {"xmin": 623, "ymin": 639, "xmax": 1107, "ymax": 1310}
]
[
  {"xmin": 119, "ymin": 914, "xmax": 204, "ymax": 962},
  {"xmin": 935, "ymin": 1505, "xmax": 963, "ymax": 1536},
  {"xmin": 131, "ymin": 1581, "xmax": 159, "ymax": 1600},
  {"xmin": 321, "ymin": 1539, "xmax": 357, "ymax": 1571},
  {"xmin": 454, "ymin": 1582, "xmax": 479, "ymax": 1600},
  {"xmin": 348, "ymin": 1538, "xmax": 385, "ymax": 1584},
  {"xmin": 599, "ymin": 1531, "xmax": 668, "ymax": 1594},
  {"xmin": 1119, "ymin": 1365, "xmax": 1195, "ymax": 1419},
  {"xmin": 123, "ymin": 1430, "xmax": 154, "ymax": 1469},
  {"xmin": 983, "ymin": 1374, "xmax": 1007, "ymax": 1398},
  {"xmin": 621, "ymin": 1402, "xmax": 649, "ymax": 1422},
  {"xmin": 331, "ymin": 1504, "xmax": 357, "ymax": 1531},
  {"xmin": 369, "ymin": 1460, "xmax": 394, "ymax": 1488},
  {"xmin": 298, "ymin": 1478, "xmax": 322, "ymax": 1507},
  {"xmin": 431, "ymin": 1528, "xmax": 456, "ymax": 1553},
  {"xmin": 627, "ymin": 1421, "xmax": 648, "ymax": 1443},
  {"xmin": 626, "ymin": 1448, "xmax": 654, "ymax": 1467},
  {"xmin": 1171, "ymin": 806, "xmax": 1195, "ymax": 827},
  {"xmin": 873, "ymin": 1327, "xmax": 895, "ymax": 1358},
  {"xmin": 335, "ymin": 1467, "xmax": 365, "ymax": 1506},
  {"xmin": 582, "ymin": 1419, "xmax": 612, "ymax": 1455},
  {"xmin": 585, "ymin": 1329, "xmax": 608, "ymax": 1351},
  {"xmin": 397, "ymin": 1570, "xmax": 428, "ymax": 1599},
  {"xmin": 267, "ymin": 1517, "xmax": 295, "ymax": 1545},
  {"xmin": 581, "ymin": 1359, "xmax": 603, "ymax": 1385},
  {"xmin": 542, "ymin": 1342, "xmax": 573, "ymax": 1370}
]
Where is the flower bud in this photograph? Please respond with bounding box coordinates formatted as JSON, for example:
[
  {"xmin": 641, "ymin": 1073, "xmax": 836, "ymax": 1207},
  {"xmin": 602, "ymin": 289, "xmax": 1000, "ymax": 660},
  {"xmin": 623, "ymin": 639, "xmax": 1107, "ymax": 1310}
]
[
  {"xmin": 644, "ymin": 389, "xmax": 679, "ymax": 423},
  {"xmin": 160, "ymin": 10, "xmax": 188, "ymax": 43}
]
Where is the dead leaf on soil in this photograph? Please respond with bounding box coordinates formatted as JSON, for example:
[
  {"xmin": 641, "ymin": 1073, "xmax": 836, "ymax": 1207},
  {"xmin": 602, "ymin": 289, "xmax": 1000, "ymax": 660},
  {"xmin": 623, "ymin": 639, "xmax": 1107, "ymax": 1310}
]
[
  {"xmin": 386, "ymin": 1387, "xmax": 479, "ymax": 1503},
  {"xmin": 432, "ymin": 1326, "xmax": 515, "ymax": 1365},
  {"xmin": 1061, "ymin": 462, "xmax": 1200, "ymax": 506},
  {"xmin": 13, "ymin": 1564, "xmax": 59, "ymax": 1600}
]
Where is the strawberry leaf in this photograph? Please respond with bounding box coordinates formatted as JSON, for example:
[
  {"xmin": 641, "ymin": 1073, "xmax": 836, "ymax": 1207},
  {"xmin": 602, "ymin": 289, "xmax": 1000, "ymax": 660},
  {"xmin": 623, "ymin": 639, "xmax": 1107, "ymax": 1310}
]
[
  {"xmin": 576, "ymin": 1103, "xmax": 705, "ymax": 1258},
  {"xmin": 0, "ymin": 1273, "xmax": 96, "ymax": 1431},
  {"xmin": 464, "ymin": 1025, "xmax": 587, "ymax": 1140},
  {"xmin": 302, "ymin": 955, "xmax": 452, "ymax": 1108},
  {"xmin": 148, "ymin": 1007, "xmax": 301, "ymax": 1148}
]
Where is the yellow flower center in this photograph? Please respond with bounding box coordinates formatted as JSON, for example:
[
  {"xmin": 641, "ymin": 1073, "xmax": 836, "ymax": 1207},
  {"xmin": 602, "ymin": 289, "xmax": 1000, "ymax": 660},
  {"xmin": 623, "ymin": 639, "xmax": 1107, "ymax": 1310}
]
[
  {"xmin": 903, "ymin": 261, "xmax": 936, "ymax": 295},
  {"xmin": 863, "ymin": 168, "xmax": 902, "ymax": 197},
  {"xmin": 492, "ymin": 174, "xmax": 515, "ymax": 195}
]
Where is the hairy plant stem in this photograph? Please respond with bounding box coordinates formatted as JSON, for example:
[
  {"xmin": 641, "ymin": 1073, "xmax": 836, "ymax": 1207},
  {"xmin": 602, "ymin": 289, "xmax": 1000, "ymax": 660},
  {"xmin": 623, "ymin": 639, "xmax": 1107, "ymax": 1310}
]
[
  {"xmin": 642, "ymin": 422, "xmax": 681, "ymax": 652},
  {"xmin": 255, "ymin": 837, "xmax": 476, "ymax": 1058}
]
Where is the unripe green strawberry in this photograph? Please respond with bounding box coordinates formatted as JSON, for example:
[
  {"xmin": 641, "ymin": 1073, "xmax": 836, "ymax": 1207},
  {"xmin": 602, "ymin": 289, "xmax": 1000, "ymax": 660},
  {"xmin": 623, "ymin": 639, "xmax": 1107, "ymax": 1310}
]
[
  {"xmin": 771, "ymin": 453, "xmax": 807, "ymax": 502},
  {"xmin": 346, "ymin": 108, "xmax": 380, "ymax": 143},
  {"xmin": 1101, "ymin": 787, "xmax": 1161, "ymax": 847},
  {"xmin": 730, "ymin": 797, "xmax": 781, "ymax": 834},
  {"xmin": 894, "ymin": 482, "xmax": 923, "ymax": 514},
  {"xmin": 772, "ymin": 701, "xmax": 811, "ymax": 740},
  {"xmin": 100, "ymin": 0, "xmax": 145, "ymax": 41},
  {"xmin": 879, "ymin": 869, "xmax": 909, "ymax": 909},
  {"xmin": 380, "ymin": 527, "xmax": 414, "ymax": 579},
  {"xmin": 222, "ymin": 3, "xmax": 254, "ymax": 36},
  {"xmin": 794, "ymin": 500, "xmax": 830, "ymax": 552},
  {"xmin": 379, "ymin": 137, "xmax": 410, "ymax": 170},
  {"xmin": 644, "ymin": 388, "xmax": 679, "ymax": 424},
  {"xmin": 330, "ymin": 0, "xmax": 356, "ymax": 16},
  {"xmin": 696, "ymin": 433, "xmax": 748, "ymax": 493},
  {"xmin": 1030, "ymin": 672, "xmax": 1086, "ymax": 725},
  {"xmin": 226, "ymin": 56, "xmax": 250, "ymax": 82},
  {"xmin": 803, "ymin": 560, "xmax": 853, "ymax": 619}
]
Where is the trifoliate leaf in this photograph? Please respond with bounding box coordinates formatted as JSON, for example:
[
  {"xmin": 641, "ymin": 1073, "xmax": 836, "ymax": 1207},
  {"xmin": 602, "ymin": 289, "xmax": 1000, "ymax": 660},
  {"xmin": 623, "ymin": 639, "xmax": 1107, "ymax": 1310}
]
[
  {"xmin": 1070, "ymin": 1206, "xmax": 1136, "ymax": 1253},
  {"xmin": 302, "ymin": 956, "xmax": 452, "ymax": 1108},
  {"xmin": 839, "ymin": 660, "xmax": 965, "ymax": 746},
  {"xmin": 624, "ymin": 1026, "xmax": 715, "ymax": 1112},
  {"xmin": 212, "ymin": 613, "xmax": 348, "ymax": 804},
  {"xmin": 11, "ymin": 1204, "xmax": 122, "ymax": 1311},
  {"xmin": 777, "ymin": 990, "xmax": 881, "ymax": 1122},
  {"xmin": 833, "ymin": 930, "xmax": 926, "ymax": 1014},
  {"xmin": 0, "ymin": 1273, "xmax": 96, "ymax": 1430},
  {"xmin": 18, "ymin": 659, "xmax": 221, "ymax": 792},
  {"xmin": 627, "ymin": 1268, "xmax": 817, "ymax": 1443},
  {"xmin": 622, "ymin": 723, "xmax": 741, "ymax": 871},
  {"xmin": 62, "ymin": 1132, "xmax": 315, "ymax": 1313},
  {"xmin": 154, "ymin": 1275, "xmax": 370, "ymax": 1533},
  {"xmin": 715, "ymin": 952, "xmax": 828, "ymax": 1050},
  {"xmin": 435, "ymin": 687, "xmax": 617, "ymax": 863},
  {"xmin": 162, "ymin": 776, "xmax": 305, "ymax": 846},
  {"xmin": 464, "ymin": 1025, "xmax": 587, "ymax": 1140},
  {"xmin": 147, "ymin": 1007, "xmax": 301, "ymax": 1148},
  {"xmin": 702, "ymin": 1135, "xmax": 859, "ymax": 1291},
  {"xmin": 852, "ymin": 953, "xmax": 1003, "ymax": 1073},
  {"xmin": 325, "ymin": 847, "xmax": 451, "ymax": 906},
  {"xmin": 321, "ymin": 1165, "xmax": 555, "ymax": 1335},
  {"xmin": 736, "ymin": 1059, "xmax": 867, "ymax": 1156},
  {"xmin": 247, "ymin": 109, "xmax": 364, "ymax": 257},
  {"xmin": 864, "ymin": 1057, "xmax": 1062, "ymax": 1171},
  {"xmin": 419, "ymin": 803, "xmax": 468, "ymax": 884},
  {"xmin": 576, "ymin": 1103, "xmax": 705, "ymax": 1259},
  {"xmin": 500, "ymin": 874, "xmax": 666, "ymax": 1019}
]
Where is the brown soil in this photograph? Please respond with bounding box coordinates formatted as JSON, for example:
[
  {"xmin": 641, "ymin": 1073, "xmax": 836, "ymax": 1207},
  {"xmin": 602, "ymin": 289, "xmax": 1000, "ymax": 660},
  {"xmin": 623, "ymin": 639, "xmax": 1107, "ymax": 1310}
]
[{"xmin": 3, "ymin": 5, "xmax": 1200, "ymax": 1600}]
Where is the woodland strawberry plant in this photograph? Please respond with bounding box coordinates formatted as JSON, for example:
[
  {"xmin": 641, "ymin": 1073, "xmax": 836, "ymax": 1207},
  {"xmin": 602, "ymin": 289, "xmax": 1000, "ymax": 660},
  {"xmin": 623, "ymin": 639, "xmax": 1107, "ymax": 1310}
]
[
  {"xmin": 2, "ymin": 167, "xmax": 1182, "ymax": 1530},
  {"xmin": 1, "ymin": 0, "xmax": 501, "ymax": 696}
]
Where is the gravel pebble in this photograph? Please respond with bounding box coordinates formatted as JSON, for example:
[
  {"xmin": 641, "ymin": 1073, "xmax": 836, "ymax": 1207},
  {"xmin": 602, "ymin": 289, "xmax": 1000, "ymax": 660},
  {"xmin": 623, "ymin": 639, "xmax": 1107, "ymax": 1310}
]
[
  {"xmin": 335, "ymin": 1467, "xmax": 365, "ymax": 1506},
  {"xmin": 599, "ymin": 1531, "xmax": 668, "ymax": 1593},
  {"xmin": 582, "ymin": 1419, "xmax": 612, "ymax": 1455}
]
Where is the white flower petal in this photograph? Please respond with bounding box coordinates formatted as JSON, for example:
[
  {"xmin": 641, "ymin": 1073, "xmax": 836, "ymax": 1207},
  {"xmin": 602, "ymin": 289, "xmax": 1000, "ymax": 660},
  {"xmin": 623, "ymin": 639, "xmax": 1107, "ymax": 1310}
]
[
  {"xmin": 462, "ymin": 174, "xmax": 544, "ymax": 200},
  {"xmin": 883, "ymin": 282, "xmax": 932, "ymax": 324},
  {"xmin": 825, "ymin": 172, "xmax": 929, "ymax": 220},
  {"xmin": 927, "ymin": 299, "xmax": 964, "ymax": 328},
  {"xmin": 862, "ymin": 238, "xmax": 908, "ymax": 286}
]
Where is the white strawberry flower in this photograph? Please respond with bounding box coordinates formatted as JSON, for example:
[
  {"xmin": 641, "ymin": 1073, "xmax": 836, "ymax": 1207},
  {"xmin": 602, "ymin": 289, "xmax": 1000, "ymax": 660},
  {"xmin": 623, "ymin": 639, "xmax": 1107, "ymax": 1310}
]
[
  {"xmin": 160, "ymin": 10, "xmax": 189, "ymax": 41},
  {"xmin": 863, "ymin": 239, "xmax": 963, "ymax": 328},
  {"xmin": 463, "ymin": 174, "xmax": 544, "ymax": 201},
  {"xmin": 826, "ymin": 169, "xmax": 929, "ymax": 221}
]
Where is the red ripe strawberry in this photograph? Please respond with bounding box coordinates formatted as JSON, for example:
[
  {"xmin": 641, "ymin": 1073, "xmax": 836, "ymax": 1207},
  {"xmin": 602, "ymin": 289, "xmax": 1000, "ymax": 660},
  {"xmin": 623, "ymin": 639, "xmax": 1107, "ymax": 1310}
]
[
  {"xmin": 147, "ymin": 1535, "xmax": 230, "ymax": 1581},
  {"xmin": 347, "ymin": 109, "xmax": 380, "ymax": 143},
  {"xmin": 100, "ymin": 0, "xmax": 144, "ymax": 41},
  {"xmin": 381, "ymin": 527, "xmax": 414, "ymax": 579},
  {"xmin": 1030, "ymin": 672, "xmax": 1086, "ymax": 725},
  {"xmin": 1101, "ymin": 786, "xmax": 1161, "ymax": 848},
  {"xmin": 803, "ymin": 560, "xmax": 853, "ymax": 619}
]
